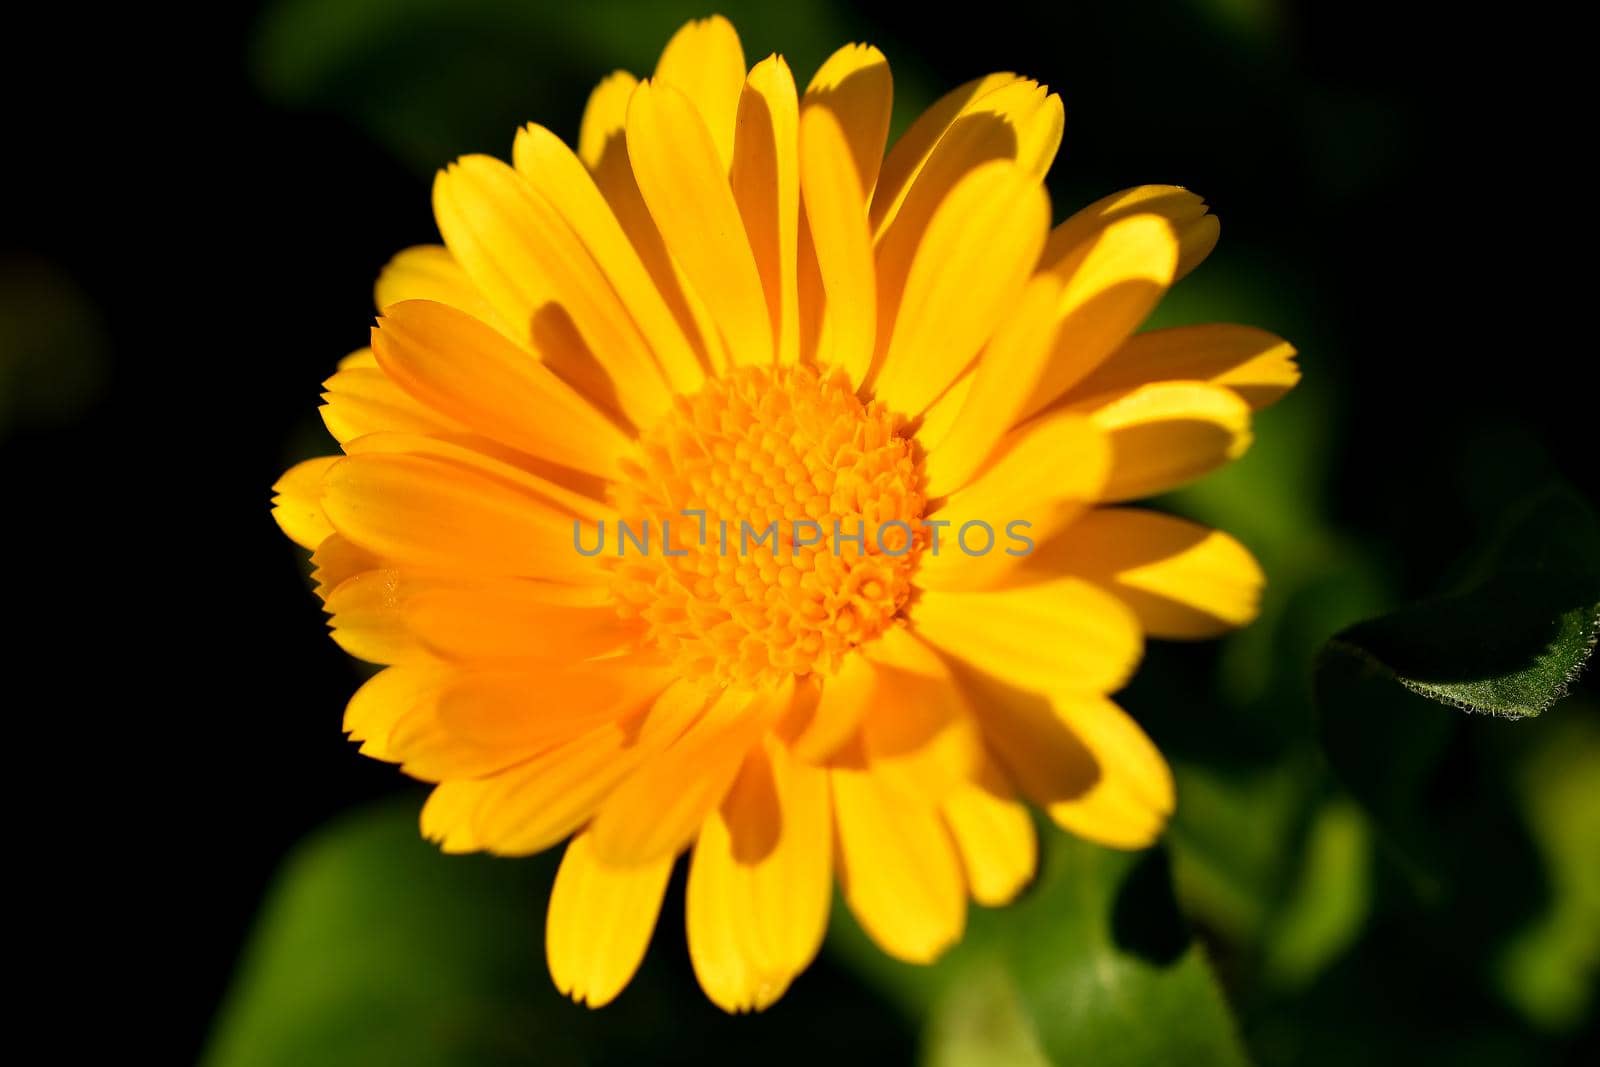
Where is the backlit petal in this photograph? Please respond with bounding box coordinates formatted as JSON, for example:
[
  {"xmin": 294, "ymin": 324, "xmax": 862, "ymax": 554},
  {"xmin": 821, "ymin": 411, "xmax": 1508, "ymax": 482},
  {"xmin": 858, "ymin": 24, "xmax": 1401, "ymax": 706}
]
[
  {"xmin": 798, "ymin": 106, "xmax": 876, "ymax": 387},
  {"xmin": 942, "ymin": 761, "xmax": 1038, "ymax": 905},
  {"xmin": 270, "ymin": 456, "xmax": 337, "ymax": 549},
  {"xmin": 832, "ymin": 744, "xmax": 966, "ymax": 963},
  {"xmin": 546, "ymin": 829, "xmax": 674, "ymax": 1008},
  {"xmin": 731, "ymin": 56, "xmax": 801, "ymax": 365},
  {"xmin": 1042, "ymin": 185, "xmax": 1218, "ymax": 282},
  {"xmin": 589, "ymin": 683, "xmax": 779, "ymax": 863},
  {"xmin": 1086, "ymin": 380, "xmax": 1252, "ymax": 501},
  {"xmin": 1066, "ymin": 324, "xmax": 1300, "ymax": 411},
  {"xmin": 1022, "ymin": 508, "xmax": 1264, "ymax": 637},
  {"xmin": 871, "ymin": 160, "xmax": 1048, "ymax": 415},
  {"xmin": 371, "ymin": 299, "xmax": 629, "ymax": 480},
  {"xmin": 803, "ymin": 43, "xmax": 892, "ymax": 197},
  {"xmin": 686, "ymin": 737, "xmax": 832, "ymax": 1012},
  {"xmin": 1020, "ymin": 213, "xmax": 1181, "ymax": 420},
  {"xmin": 626, "ymin": 81, "xmax": 773, "ymax": 366},
  {"xmin": 513, "ymin": 123, "xmax": 705, "ymax": 394},
  {"xmin": 373, "ymin": 244, "xmax": 499, "ymax": 326},
  {"xmin": 913, "ymin": 578, "xmax": 1143, "ymax": 694},
  {"xmin": 653, "ymin": 15, "xmax": 746, "ymax": 171}
]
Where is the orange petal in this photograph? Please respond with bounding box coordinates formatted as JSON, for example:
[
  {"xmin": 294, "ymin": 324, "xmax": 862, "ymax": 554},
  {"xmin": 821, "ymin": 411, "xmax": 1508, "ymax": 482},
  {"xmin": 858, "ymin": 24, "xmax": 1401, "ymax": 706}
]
[{"xmin": 371, "ymin": 299, "xmax": 629, "ymax": 480}]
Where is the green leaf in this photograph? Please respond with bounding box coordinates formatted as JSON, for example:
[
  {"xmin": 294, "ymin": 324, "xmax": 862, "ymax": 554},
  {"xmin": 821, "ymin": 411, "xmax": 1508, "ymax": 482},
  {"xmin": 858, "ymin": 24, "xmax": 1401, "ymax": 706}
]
[
  {"xmin": 831, "ymin": 827, "xmax": 1252, "ymax": 1067},
  {"xmin": 202, "ymin": 802, "xmax": 552, "ymax": 1067},
  {"xmin": 204, "ymin": 800, "xmax": 916, "ymax": 1067},
  {"xmin": 1315, "ymin": 484, "xmax": 1600, "ymax": 886},
  {"xmin": 1318, "ymin": 486, "xmax": 1600, "ymax": 721}
]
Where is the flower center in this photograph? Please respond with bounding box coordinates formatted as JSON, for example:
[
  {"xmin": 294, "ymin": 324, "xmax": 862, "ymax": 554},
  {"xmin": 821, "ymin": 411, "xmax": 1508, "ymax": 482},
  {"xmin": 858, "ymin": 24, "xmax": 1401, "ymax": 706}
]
[{"xmin": 609, "ymin": 364, "xmax": 926, "ymax": 686}]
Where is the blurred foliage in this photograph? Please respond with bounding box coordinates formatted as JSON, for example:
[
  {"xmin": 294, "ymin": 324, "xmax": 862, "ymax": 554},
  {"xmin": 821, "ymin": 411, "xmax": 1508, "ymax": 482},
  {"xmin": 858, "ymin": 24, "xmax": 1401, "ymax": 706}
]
[
  {"xmin": 1317, "ymin": 485, "xmax": 1599, "ymax": 877},
  {"xmin": 205, "ymin": 801, "xmax": 915, "ymax": 1067},
  {"xmin": 251, "ymin": 0, "xmax": 936, "ymax": 177},
  {"xmin": 830, "ymin": 830, "xmax": 1250, "ymax": 1067},
  {"xmin": 0, "ymin": 255, "xmax": 109, "ymax": 438},
  {"xmin": 208, "ymin": 806, "xmax": 1248, "ymax": 1067}
]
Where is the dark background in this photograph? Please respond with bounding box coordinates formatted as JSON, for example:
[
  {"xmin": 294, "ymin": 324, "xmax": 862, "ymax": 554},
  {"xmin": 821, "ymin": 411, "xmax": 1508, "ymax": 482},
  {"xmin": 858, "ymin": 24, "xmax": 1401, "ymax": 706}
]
[{"xmin": 6, "ymin": 1, "xmax": 1592, "ymax": 1062}]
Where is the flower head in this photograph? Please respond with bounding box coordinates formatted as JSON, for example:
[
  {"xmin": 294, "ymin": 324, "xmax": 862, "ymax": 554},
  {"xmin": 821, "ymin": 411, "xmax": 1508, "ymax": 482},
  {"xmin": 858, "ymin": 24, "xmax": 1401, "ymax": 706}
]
[{"xmin": 272, "ymin": 14, "xmax": 1299, "ymax": 1011}]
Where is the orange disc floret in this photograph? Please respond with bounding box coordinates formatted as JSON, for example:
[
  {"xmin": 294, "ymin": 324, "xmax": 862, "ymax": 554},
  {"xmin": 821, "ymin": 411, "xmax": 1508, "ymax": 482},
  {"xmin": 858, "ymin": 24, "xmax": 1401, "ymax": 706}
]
[{"xmin": 609, "ymin": 364, "xmax": 926, "ymax": 685}]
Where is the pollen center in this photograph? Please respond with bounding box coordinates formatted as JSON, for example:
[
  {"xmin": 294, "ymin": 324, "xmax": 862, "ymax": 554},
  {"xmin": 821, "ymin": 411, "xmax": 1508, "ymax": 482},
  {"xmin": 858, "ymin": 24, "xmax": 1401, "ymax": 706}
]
[{"xmin": 608, "ymin": 364, "xmax": 926, "ymax": 686}]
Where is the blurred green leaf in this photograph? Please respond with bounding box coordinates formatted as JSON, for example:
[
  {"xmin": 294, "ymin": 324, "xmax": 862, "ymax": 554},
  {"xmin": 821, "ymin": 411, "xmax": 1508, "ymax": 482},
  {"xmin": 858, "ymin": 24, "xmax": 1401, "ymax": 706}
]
[
  {"xmin": 203, "ymin": 802, "xmax": 550, "ymax": 1067},
  {"xmin": 833, "ymin": 828, "xmax": 1252, "ymax": 1067},
  {"xmin": 0, "ymin": 254, "xmax": 110, "ymax": 436},
  {"xmin": 1493, "ymin": 706, "xmax": 1600, "ymax": 1033},
  {"xmin": 204, "ymin": 800, "xmax": 914, "ymax": 1067},
  {"xmin": 250, "ymin": 0, "xmax": 926, "ymax": 177},
  {"xmin": 1318, "ymin": 486, "xmax": 1600, "ymax": 722},
  {"xmin": 1258, "ymin": 797, "xmax": 1371, "ymax": 991},
  {"xmin": 1315, "ymin": 483, "xmax": 1600, "ymax": 896}
]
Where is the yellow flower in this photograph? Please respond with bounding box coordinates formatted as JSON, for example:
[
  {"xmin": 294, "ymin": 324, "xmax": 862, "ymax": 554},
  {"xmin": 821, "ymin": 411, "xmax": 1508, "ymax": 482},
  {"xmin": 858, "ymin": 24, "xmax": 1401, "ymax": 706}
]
[{"xmin": 271, "ymin": 15, "xmax": 1298, "ymax": 1012}]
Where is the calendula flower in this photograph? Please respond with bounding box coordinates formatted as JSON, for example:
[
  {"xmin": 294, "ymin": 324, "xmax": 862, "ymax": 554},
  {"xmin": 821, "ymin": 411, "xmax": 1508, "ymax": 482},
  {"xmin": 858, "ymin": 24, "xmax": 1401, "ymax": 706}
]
[{"xmin": 271, "ymin": 14, "xmax": 1298, "ymax": 1011}]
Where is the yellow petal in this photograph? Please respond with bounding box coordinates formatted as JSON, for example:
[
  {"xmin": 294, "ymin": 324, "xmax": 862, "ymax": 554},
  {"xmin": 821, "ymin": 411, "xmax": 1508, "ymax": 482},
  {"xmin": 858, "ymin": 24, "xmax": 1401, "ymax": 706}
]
[
  {"xmin": 798, "ymin": 106, "xmax": 876, "ymax": 387},
  {"xmin": 588, "ymin": 683, "xmax": 778, "ymax": 863},
  {"xmin": 321, "ymin": 567, "xmax": 429, "ymax": 664},
  {"xmin": 872, "ymin": 83, "xmax": 1059, "ymax": 367},
  {"xmin": 686, "ymin": 737, "xmax": 832, "ymax": 1012},
  {"xmin": 1086, "ymin": 380, "xmax": 1252, "ymax": 501},
  {"xmin": 912, "ymin": 578, "xmax": 1143, "ymax": 694},
  {"xmin": 941, "ymin": 762, "xmax": 1037, "ymax": 906},
  {"xmin": 874, "ymin": 75, "xmax": 1060, "ymax": 249},
  {"xmin": 958, "ymin": 669, "xmax": 1173, "ymax": 848},
  {"xmin": 652, "ymin": 15, "xmax": 746, "ymax": 172},
  {"xmin": 270, "ymin": 456, "xmax": 338, "ymax": 549},
  {"xmin": 370, "ymin": 299, "xmax": 629, "ymax": 480},
  {"xmin": 1066, "ymin": 324, "xmax": 1300, "ymax": 411},
  {"xmin": 781, "ymin": 650, "xmax": 875, "ymax": 762},
  {"xmin": 470, "ymin": 679, "xmax": 710, "ymax": 856},
  {"xmin": 341, "ymin": 664, "xmax": 533, "ymax": 780},
  {"xmin": 920, "ymin": 272, "xmax": 1066, "ymax": 495},
  {"xmin": 434, "ymin": 660, "xmax": 673, "ymax": 750},
  {"xmin": 731, "ymin": 55, "xmax": 801, "ymax": 365},
  {"xmin": 432, "ymin": 156, "xmax": 671, "ymax": 427},
  {"xmin": 546, "ymin": 829, "xmax": 674, "ymax": 1008},
  {"xmin": 512, "ymin": 123, "xmax": 705, "ymax": 395},
  {"xmin": 917, "ymin": 411, "xmax": 1108, "ymax": 592},
  {"xmin": 320, "ymin": 451, "xmax": 602, "ymax": 582},
  {"xmin": 832, "ymin": 745, "xmax": 966, "ymax": 963},
  {"xmin": 319, "ymin": 363, "xmax": 462, "ymax": 445},
  {"xmin": 404, "ymin": 580, "xmax": 640, "ymax": 661},
  {"xmin": 420, "ymin": 778, "xmax": 493, "ymax": 853},
  {"xmin": 373, "ymin": 244, "xmax": 498, "ymax": 326},
  {"xmin": 577, "ymin": 70, "xmax": 637, "ymax": 171},
  {"xmin": 1019, "ymin": 213, "xmax": 1181, "ymax": 420},
  {"xmin": 1023, "ymin": 508, "xmax": 1264, "ymax": 638},
  {"xmin": 871, "ymin": 73, "xmax": 1032, "ymax": 234},
  {"xmin": 859, "ymin": 628, "xmax": 986, "ymax": 799},
  {"xmin": 339, "ymin": 430, "xmax": 614, "ymax": 526},
  {"xmin": 626, "ymin": 80, "xmax": 773, "ymax": 366},
  {"xmin": 585, "ymin": 82, "xmax": 727, "ymax": 374},
  {"xmin": 872, "ymin": 160, "xmax": 1049, "ymax": 415},
  {"xmin": 1049, "ymin": 695, "xmax": 1175, "ymax": 847},
  {"xmin": 803, "ymin": 43, "xmax": 893, "ymax": 198},
  {"xmin": 1042, "ymin": 185, "xmax": 1218, "ymax": 282},
  {"xmin": 311, "ymin": 534, "xmax": 381, "ymax": 600},
  {"xmin": 343, "ymin": 663, "xmax": 442, "ymax": 763},
  {"xmin": 329, "ymin": 570, "xmax": 632, "ymax": 666}
]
